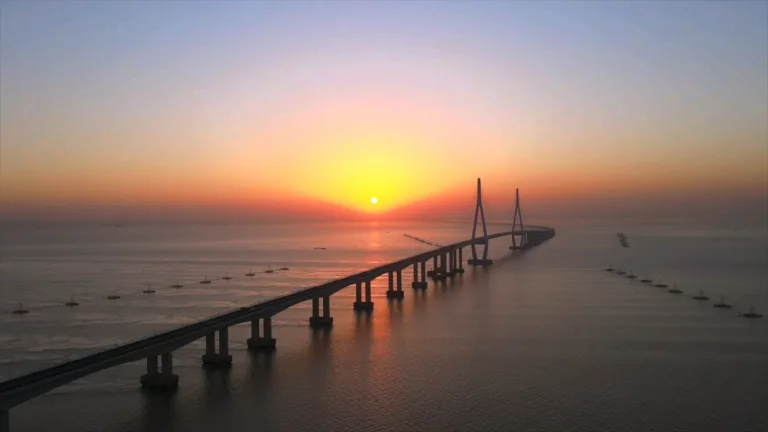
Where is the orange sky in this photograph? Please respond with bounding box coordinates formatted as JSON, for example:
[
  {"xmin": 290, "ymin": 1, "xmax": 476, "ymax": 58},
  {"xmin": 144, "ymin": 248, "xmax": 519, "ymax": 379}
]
[{"xmin": 1, "ymin": 2, "xmax": 766, "ymax": 224}]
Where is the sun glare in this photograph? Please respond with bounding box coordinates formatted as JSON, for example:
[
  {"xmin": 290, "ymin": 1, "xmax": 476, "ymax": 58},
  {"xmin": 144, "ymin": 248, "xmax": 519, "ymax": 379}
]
[{"xmin": 370, "ymin": 197, "xmax": 378, "ymax": 205}]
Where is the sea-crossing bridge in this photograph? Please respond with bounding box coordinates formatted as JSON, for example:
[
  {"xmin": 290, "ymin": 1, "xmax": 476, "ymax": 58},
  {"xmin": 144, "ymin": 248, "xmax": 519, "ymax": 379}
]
[{"xmin": 0, "ymin": 178, "xmax": 555, "ymax": 431}]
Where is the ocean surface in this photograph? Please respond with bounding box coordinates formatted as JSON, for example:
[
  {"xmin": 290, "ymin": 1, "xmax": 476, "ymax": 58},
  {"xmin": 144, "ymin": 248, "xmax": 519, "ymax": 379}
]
[{"xmin": 1, "ymin": 219, "xmax": 767, "ymax": 432}]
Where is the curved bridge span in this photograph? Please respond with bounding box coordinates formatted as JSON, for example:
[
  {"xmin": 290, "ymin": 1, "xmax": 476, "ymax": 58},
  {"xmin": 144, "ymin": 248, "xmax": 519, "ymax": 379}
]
[{"xmin": 0, "ymin": 179, "xmax": 555, "ymax": 431}]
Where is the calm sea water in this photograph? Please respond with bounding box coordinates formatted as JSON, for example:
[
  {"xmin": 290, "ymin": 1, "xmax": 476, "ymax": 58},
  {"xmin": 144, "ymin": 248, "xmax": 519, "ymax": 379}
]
[{"xmin": 1, "ymin": 220, "xmax": 766, "ymax": 432}]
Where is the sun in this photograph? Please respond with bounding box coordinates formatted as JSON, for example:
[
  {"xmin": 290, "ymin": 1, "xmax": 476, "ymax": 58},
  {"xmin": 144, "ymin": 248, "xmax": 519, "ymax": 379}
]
[{"xmin": 370, "ymin": 196, "xmax": 378, "ymax": 205}]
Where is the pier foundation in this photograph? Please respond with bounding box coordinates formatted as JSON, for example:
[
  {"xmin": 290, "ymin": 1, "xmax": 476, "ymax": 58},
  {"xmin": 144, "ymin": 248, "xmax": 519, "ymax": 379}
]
[
  {"xmin": 141, "ymin": 353, "xmax": 179, "ymax": 390},
  {"xmin": 201, "ymin": 328, "xmax": 232, "ymax": 367},
  {"xmin": 247, "ymin": 317, "xmax": 276, "ymax": 351}
]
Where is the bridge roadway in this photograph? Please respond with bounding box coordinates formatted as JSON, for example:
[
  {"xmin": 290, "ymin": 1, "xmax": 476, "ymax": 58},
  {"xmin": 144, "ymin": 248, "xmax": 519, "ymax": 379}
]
[{"xmin": 0, "ymin": 227, "xmax": 554, "ymax": 426}]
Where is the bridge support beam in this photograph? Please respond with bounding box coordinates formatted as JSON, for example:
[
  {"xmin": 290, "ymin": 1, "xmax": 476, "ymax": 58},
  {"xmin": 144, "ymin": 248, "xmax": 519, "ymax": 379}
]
[
  {"xmin": 310, "ymin": 296, "xmax": 334, "ymax": 328},
  {"xmin": 456, "ymin": 248, "xmax": 465, "ymax": 274},
  {"xmin": 355, "ymin": 280, "xmax": 375, "ymax": 310},
  {"xmin": 248, "ymin": 317, "xmax": 276, "ymax": 351},
  {"xmin": 412, "ymin": 261, "xmax": 428, "ymax": 289},
  {"xmin": 141, "ymin": 352, "xmax": 179, "ymax": 390},
  {"xmin": 202, "ymin": 328, "xmax": 232, "ymax": 367},
  {"xmin": 447, "ymin": 250, "xmax": 457, "ymax": 277},
  {"xmin": 427, "ymin": 255, "xmax": 439, "ymax": 278},
  {"xmin": 388, "ymin": 270, "xmax": 404, "ymax": 299}
]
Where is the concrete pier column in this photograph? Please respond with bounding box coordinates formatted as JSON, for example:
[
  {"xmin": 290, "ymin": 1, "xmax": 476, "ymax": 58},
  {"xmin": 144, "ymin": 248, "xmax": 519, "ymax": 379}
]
[
  {"xmin": 413, "ymin": 263, "xmax": 418, "ymax": 283},
  {"xmin": 1, "ymin": 410, "xmax": 8, "ymax": 432},
  {"xmin": 142, "ymin": 353, "xmax": 178, "ymax": 390},
  {"xmin": 390, "ymin": 269, "xmax": 405, "ymax": 299},
  {"xmin": 388, "ymin": 272, "xmax": 394, "ymax": 293},
  {"xmin": 310, "ymin": 296, "xmax": 334, "ymax": 328},
  {"xmin": 421, "ymin": 261, "xmax": 427, "ymax": 282},
  {"xmin": 248, "ymin": 317, "xmax": 276, "ymax": 351},
  {"xmin": 219, "ymin": 327, "xmax": 229, "ymax": 357},
  {"xmin": 202, "ymin": 328, "xmax": 233, "ymax": 367},
  {"xmin": 323, "ymin": 296, "xmax": 331, "ymax": 317},
  {"xmin": 447, "ymin": 250, "xmax": 456, "ymax": 276},
  {"xmin": 355, "ymin": 282, "xmax": 362, "ymax": 303},
  {"xmin": 412, "ymin": 261, "xmax": 427, "ymax": 289},
  {"xmin": 146, "ymin": 355, "xmax": 158, "ymax": 375},
  {"xmin": 456, "ymin": 248, "xmax": 465, "ymax": 274},
  {"xmin": 161, "ymin": 353, "xmax": 173, "ymax": 375},
  {"xmin": 354, "ymin": 280, "xmax": 375, "ymax": 310},
  {"xmin": 312, "ymin": 297, "xmax": 320, "ymax": 317}
]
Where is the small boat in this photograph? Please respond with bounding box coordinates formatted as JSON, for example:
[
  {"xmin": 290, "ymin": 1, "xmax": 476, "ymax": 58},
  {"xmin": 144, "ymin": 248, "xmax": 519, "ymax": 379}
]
[
  {"xmin": 654, "ymin": 282, "xmax": 669, "ymax": 288},
  {"xmin": 222, "ymin": 274, "xmax": 233, "ymax": 280},
  {"xmin": 692, "ymin": 289, "xmax": 710, "ymax": 300},
  {"xmin": 626, "ymin": 271, "xmax": 637, "ymax": 279},
  {"xmin": 279, "ymin": 266, "xmax": 289, "ymax": 271},
  {"xmin": 171, "ymin": 280, "xmax": 183, "ymax": 288},
  {"xmin": 12, "ymin": 303, "xmax": 29, "ymax": 315},
  {"xmin": 616, "ymin": 270, "xmax": 627, "ymax": 276},
  {"xmin": 640, "ymin": 278, "xmax": 652, "ymax": 283},
  {"xmin": 713, "ymin": 295, "xmax": 732, "ymax": 309},
  {"xmin": 264, "ymin": 267, "xmax": 274, "ymax": 274},
  {"xmin": 245, "ymin": 270, "xmax": 256, "ymax": 277},
  {"xmin": 742, "ymin": 304, "xmax": 763, "ymax": 319},
  {"xmin": 107, "ymin": 295, "xmax": 121, "ymax": 300},
  {"xmin": 142, "ymin": 284, "xmax": 155, "ymax": 294},
  {"xmin": 668, "ymin": 284, "xmax": 683, "ymax": 294},
  {"xmin": 605, "ymin": 264, "xmax": 615, "ymax": 272},
  {"xmin": 200, "ymin": 277, "xmax": 212, "ymax": 284},
  {"xmin": 65, "ymin": 296, "xmax": 79, "ymax": 307}
]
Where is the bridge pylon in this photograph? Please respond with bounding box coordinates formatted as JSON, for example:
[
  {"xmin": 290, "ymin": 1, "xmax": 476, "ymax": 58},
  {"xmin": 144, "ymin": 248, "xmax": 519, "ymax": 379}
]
[
  {"xmin": 468, "ymin": 178, "xmax": 493, "ymax": 266},
  {"xmin": 510, "ymin": 188, "xmax": 527, "ymax": 250}
]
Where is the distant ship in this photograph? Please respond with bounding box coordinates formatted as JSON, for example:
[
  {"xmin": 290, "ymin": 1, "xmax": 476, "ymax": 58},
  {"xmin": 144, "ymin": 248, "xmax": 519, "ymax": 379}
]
[
  {"xmin": 692, "ymin": 289, "xmax": 709, "ymax": 300},
  {"xmin": 222, "ymin": 274, "xmax": 233, "ymax": 280},
  {"xmin": 65, "ymin": 296, "xmax": 79, "ymax": 307},
  {"xmin": 265, "ymin": 267, "xmax": 275, "ymax": 274},
  {"xmin": 713, "ymin": 295, "xmax": 732, "ymax": 309},
  {"xmin": 107, "ymin": 295, "xmax": 120, "ymax": 300},
  {"xmin": 742, "ymin": 304, "xmax": 763, "ymax": 319},
  {"xmin": 142, "ymin": 284, "xmax": 155, "ymax": 294},
  {"xmin": 200, "ymin": 277, "xmax": 212, "ymax": 284},
  {"xmin": 171, "ymin": 281, "xmax": 183, "ymax": 288},
  {"xmin": 246, "ymin": 270, "xmax": 256, "ymax": 277},
  {"xmin": 12, "ymin": 303, "xmax": 29, "ymax": 315},
  {"xmin": 668, "ymin": 284, "xmax": 683, "ymax": 294}
]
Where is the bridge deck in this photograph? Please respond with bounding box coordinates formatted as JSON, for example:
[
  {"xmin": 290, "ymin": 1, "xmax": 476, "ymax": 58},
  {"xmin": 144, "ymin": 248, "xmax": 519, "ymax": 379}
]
[{"xmin": 0, "ymin": 228, "xmax": 554, "ymax": 410}]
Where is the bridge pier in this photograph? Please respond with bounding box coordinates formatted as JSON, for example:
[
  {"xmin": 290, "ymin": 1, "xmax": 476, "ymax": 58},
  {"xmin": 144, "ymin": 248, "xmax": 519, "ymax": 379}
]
[
  {"xmin": 455, "ymin": 248, "xmax": 465, "ymax": 274},
  {"xmin": 310, "ymin": 296, "xmax": 334, "ymax": 328},
  {"xmin": 202, "ymin": 328, "xmax": 232, "ymax": 367},
  {"xmin": 412, "ymin": 261, "xmax": 428, "ymax": 289},
  {"xmin": 388, "ymin": 270, "xmax": 404, "ymax": 299},
  {"xmin": 141, "ymin": 352, "xmax": 179, "ymax": 390},
  {"xmin": 427, "ymin": 255, "xmax": 439, "ymax": 278},
  {"xmin": 354, "ymin": 281, "xmax": 375, "ymax": 311},
  {"xmin": 1, "ymin": 409, "xmax": 8, "ymax": 432},
  {"xmin": 447, "ymin": 250, "xmax": 457, "ymax": 277},
  {"xmin": 247, "ymin": 317, "xmax": 276, "ymax": 351}
]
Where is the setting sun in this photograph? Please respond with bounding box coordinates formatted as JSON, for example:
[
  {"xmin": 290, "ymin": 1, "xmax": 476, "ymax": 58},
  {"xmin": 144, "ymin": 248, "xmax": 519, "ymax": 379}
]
[{"xmin": 370, "ymin": 197, "xmax": 378, "ymax": 205}]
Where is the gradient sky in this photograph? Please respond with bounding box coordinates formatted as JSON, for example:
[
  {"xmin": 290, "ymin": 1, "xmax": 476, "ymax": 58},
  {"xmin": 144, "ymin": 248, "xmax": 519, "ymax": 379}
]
[{"xmin": 1, "ymin": 1, "xmax": 766, "ymax": 223}]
